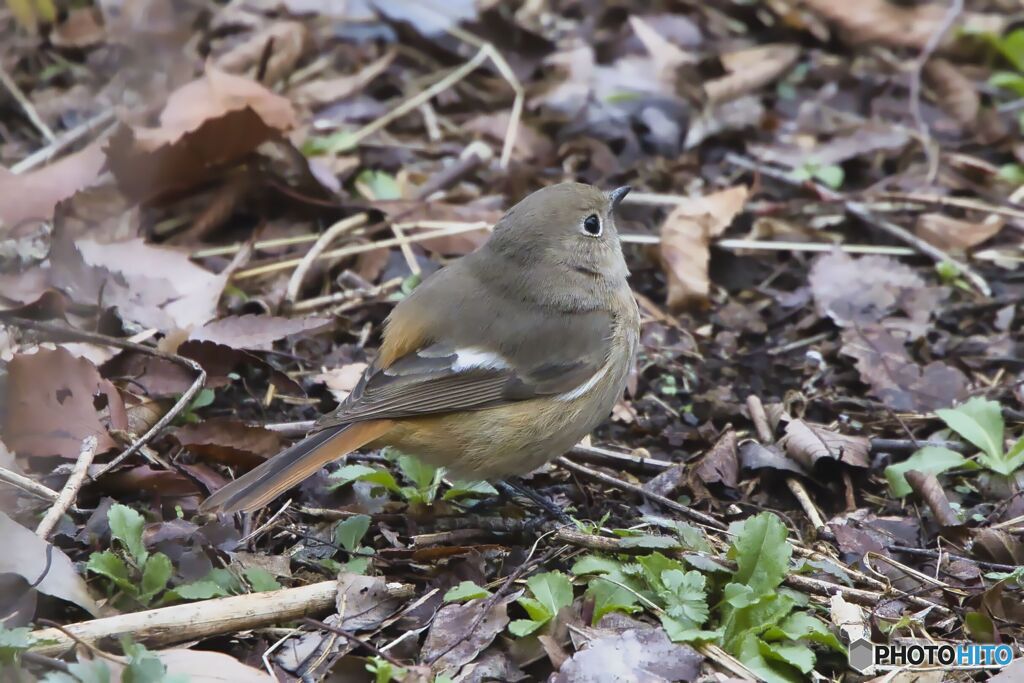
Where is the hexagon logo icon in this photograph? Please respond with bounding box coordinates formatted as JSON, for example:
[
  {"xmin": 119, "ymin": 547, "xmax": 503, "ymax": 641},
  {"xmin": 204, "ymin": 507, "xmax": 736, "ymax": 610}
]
[{"xmin": 849, "ymin": 638, "xmax": 874, "ymax": 673}]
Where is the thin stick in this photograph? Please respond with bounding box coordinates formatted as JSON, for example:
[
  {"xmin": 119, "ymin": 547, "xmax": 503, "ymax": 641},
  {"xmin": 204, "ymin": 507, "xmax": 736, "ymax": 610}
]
[
  {"xmin": 12, "ymin": 109, "xmax": 117, "ymax": 174},
  {"xmin": 35, "ymin": 436, "xmax": 97, "ymax": 539},
  {"xmin": 7, "ymin": 319, "xmax": 207, "ymax": 480},
  {"xmin": 290, "ymin": 277, "xmax": 403, "ymax": 313},
  {"xmin": 232, "ymin": 223, "xmax": 491, "ymax": 280},
  {"xmin": 0, "ymin": 466, "xmax": 64, "ymax": 505},
  {"xmin": 570, "ymin": 443, "xmax": 673, "ymax": 472},
  {"xmin": 29, "ymin": 580, "xmax": 339, "ymax": 655},
  {"xmin": 871, "ymin": 191, "xmax": 1024, "ymax": 222},
  {"xmin": 726, "ymin": 153, "xmax": 991, "ymax": 295},
  {"xmin": 302, "ymin": 617, "xmax": 406, "ymax": 668},
  {"xmin": 620, "ymin": 234, "xmax": 917, "ymax": 256},
  {"xmin": 0, "ymin": 64, "xmax": 56, "ymax": 142},
  {"xmin": 555, "ymin": 456, "xmax": 727, "ymax": 530},
  {"xmin": 283, "ymin": 213, "xmax": 369, "ymax": 305}
]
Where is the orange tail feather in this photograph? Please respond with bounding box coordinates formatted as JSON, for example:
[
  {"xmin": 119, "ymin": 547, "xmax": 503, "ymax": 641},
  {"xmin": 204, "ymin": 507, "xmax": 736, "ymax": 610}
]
[{"xmin": 199, "ymin": 420, "xmax": 394, "ymax": 514}]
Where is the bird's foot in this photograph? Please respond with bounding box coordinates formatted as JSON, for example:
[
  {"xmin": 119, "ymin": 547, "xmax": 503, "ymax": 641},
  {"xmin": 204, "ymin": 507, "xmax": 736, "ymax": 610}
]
[{"xmin": 495, "ymin": 478, "xmax": 573, "ymax": 526}]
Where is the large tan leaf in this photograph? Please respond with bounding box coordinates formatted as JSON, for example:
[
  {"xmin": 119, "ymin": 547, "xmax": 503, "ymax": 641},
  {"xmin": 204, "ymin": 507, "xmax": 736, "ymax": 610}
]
[{"xmin": 658, "ymin": 185, "xmax": 749, "ymax": 310}]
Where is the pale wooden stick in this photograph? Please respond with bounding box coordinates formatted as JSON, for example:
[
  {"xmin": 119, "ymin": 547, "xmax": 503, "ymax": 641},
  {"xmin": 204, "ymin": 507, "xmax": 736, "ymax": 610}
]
[
  {"xmin": 36, "ymin": 436, "xmax": 97, "ymax": 539},
  {"xmin": 29, "ymin": 580, "xmax": 339, "ymax": 655},
  {"xmin": 283, "ymin": 213, "xmax": 368, "ymax": 305},
  {"xmin": 12, "ymin": 109, "xmax": 116, "ymax": 174},
  {"xmin": 0, "ymin": 466, "xmax": 63, "ymax": 504}
]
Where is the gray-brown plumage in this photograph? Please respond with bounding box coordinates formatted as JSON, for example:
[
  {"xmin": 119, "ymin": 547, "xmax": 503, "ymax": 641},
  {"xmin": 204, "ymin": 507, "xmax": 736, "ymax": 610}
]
[{"xmin": 200, "ymin": 182, "xmax": 640, "ymax": 514}]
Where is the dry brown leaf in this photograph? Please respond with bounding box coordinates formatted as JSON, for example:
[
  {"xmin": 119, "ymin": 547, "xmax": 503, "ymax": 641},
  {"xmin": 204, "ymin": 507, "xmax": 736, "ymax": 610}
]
[
  {"xmin": 840, "ymin": 325, "xmax": 969, "ymax": 413},
  {"xmin": 215, "ymin": 21, "xmax": 310, "ymax": 85},
  {"xmin": 156, "ymin": 649, "xmax": 275, "ymax": 682},
  {"xmin": 0, "ymin": 141, "xmax": 106, "ymax": 228},
  {"xmin": 292, "ymin": 49, "xmax": 396, "ymax": 107},
  {"xmin": 694, "ymin": 428, "xmax": 739, "ymax": 487},
  {"xmin": 0, "ymin": 511, "xmax": 100, "ymax": 616},
  {"xmin": 915, "ymin": 213, "xmax": 1004, "ymax": 251},
  {"xmin": 50, "ymin": 6, "xmax": 106, "ymax": 48},
  {"xmin": 802, "ymin": 0, "xmax": 961, "ymax": 50},
  {"xmin": 173, "ymin": 419, "xmax": 283, "ymax": 469},
  {"xmin": 779, "ymin": 419, "xmax": 869, "ymax": 469},
  {"xmin": 924, "ymin": 58, "xmax": 979, "ymax": 130},
  {"xmin": 705, "ymin": 44, "xmax": 800, "ymax": 104},
  {"xmin": 904, "ymin": 469, "xmax": 960, "ymax": 528},
  {"xmin": 316, "ymin": 362, "xmax": 369, "ymax": 403},
  {"xmin": 176, "ymin": 339, "xmax": 303, "ymax": 394},
  {"xmin": 658, "ymin": 185, "xmax": 749, "ymax": 310},
  {"xmin": 420, "ymin": 591, "xmax": 519, "ymax": 673},
  {"xmin": 2, "ymin": 347, "xmax": 125, "ymax": 459},
  {"xmin": 749, "ymin": 123, "xmax": 909, "ymax": 169},
  {"xmin": 189, "ymin": 314, "xmax": 332, "ymax": 350},
  {"xmin": 105, "ymin": 68, "xmax": 296, "ymax": 201},
  {"xmin": 554, "ymin": 627, "xmax": 702, "ymax": 683}
]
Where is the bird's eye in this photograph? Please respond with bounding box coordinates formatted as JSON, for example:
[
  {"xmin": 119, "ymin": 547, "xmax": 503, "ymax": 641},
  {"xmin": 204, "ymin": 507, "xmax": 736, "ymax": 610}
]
[{"xmin": 582, "ymin": 214, "xmax": 602, "ymax": 237}]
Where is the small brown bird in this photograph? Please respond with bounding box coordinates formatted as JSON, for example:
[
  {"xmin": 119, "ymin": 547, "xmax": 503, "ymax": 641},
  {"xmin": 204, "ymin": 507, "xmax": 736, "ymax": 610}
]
[{"xmin": 200, "ymin": 182, "xmax": 640, "ymax": 514}]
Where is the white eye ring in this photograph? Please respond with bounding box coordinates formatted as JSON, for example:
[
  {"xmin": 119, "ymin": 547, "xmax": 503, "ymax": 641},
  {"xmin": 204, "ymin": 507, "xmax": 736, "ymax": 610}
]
[{"xmin": 581, "ymin": 213, "xmax": 602, "ymax": 237}]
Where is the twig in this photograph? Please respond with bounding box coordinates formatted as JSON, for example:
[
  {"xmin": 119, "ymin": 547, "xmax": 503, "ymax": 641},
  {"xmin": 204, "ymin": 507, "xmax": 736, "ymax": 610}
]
[
  {"xmin": 7, "ymin": 319, "xmax": 207, "ymax": 480},
  {"xmin": 785, "ymin": 478, "xmax": 828, "ymax": 536},
  {"xmin": 870, "ymin": 438, "xmax": 968, "ymax": 453},
  {"xmin": 290, "ymin": 277, "xmax": 403, "ymax": 313},
  {"xmin": 12, "ymin": 109, "xmax": 117, "ymax": 174},
  {"xmin": 871, "ymin": 191, "xmax": 1024, "ymax": 223},
  {"xmin": 570, "ymin": 443, "xmax": 673, "ymax": 472},
  {"xmin": 302, "ymin": 617, "xmax": 406, "ymax": 668},
  {"xmin": 283, "ymin": 213, "xmax": 369, "ymax": 306},
  {"xmin": 232, "ymin": 222, "xmax": 492, "ymax": 281},
  {"xmin": 555, "ymin": 456, "xmax": 727, "ymax": 531},
  {"xmin": 745, "ymin": 396, "xmax": 775, "ymax": 443},
  {"xmin": 0, "ymin": 63, "xmax": 56, "ymax": 142},
  {"xmin": 415, "ymin": 145, "xmax": 489, "ymax": 200},
  {"xmin": 35, "ymin": 436, "xmax": 97, "ymax": 539},
  {"xmin": 29, "ymin": 580, "xmax": 339, "ymax": 655},
  {"xmin": 726, "ymin": 153, "xmax": 991, "ymax": 296},
  {"xmin": 0, "ymin": 465, "xmax": 65, "ymax": 505},
  {"xmin": 908, "ymin": 0, "xmax": 964, "ymax": 183},
  {"xmin": 888, "ymin": 544, "xmax": 1018, "ymax": 572},
  {"xmin": 619, "ymin": 233, "xmax": 919, "ymax": 256}
]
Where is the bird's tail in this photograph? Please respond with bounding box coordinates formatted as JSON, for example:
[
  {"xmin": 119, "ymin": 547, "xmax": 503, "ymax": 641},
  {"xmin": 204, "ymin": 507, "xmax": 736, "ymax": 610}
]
[{"xmin": 199, "ymin": 420, "xmax": 394, "ymax": 514}]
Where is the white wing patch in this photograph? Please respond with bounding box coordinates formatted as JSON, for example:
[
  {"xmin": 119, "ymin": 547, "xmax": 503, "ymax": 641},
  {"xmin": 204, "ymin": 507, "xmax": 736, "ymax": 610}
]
[
  {"xmin": 556, "ymin": 363, "xmax": 610, "ymax": 402},
  {"xmin": 451, "ymin": 348, "xmax": 510, "ymax": 372}
]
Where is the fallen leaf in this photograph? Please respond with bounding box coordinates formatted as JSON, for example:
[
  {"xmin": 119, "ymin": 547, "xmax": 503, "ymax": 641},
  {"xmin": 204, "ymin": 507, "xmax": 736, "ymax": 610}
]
[
  {"xmin": 188, "ymin": 314, "xmax": 332, "ymax": 351},
  {"xmin": 0, "ymin": 510, "xmax": 100, "ymax": 616},
  {"xmin": 214, "ymin": 21, "xmax": 310, "ymax": 86},
  {"xmin": 840, "ymin": 326, "xmax": 969, "ymax": 413},
  {"xmin": 315, "ymin": 363, "xmax": 369, "ymax": 403},
  {"xmin": 554, "ymin": 627, "xmax": 702, "ymax": 683},
  {"xmin": 694, "ymin": 428, "xmax": 739, "ymax": 488},
  {"xmin": 924, "ymin": 58, "xmax": 980, "ymax": 131},
  {"xmin": 177, "ymin": 339, "xmax": 303, "ymax": 393},
  {"xmin": 336, "ymin": 573, "xmax": 408, "ymax": 630},
  {"xmin": 156, "ymin": 649, "xmax": 275, "ymax": 682},
  {"xmin": 0, "ymin": 141, "xmax": 106, "ymax": 228},
  {"xmin": 420, "ymin": 592, "xmax": 519, "ymax": 673},
  {"xmin": 292, "ymin": 49, "xmax": 396, "ymax": 107},
  {"xmin": 659, "ymin": 185, "xmax": 749, "ymax": 310},
  {"xmin": 2, "ymin": 347, "xmax": 125, "ymax": 459},
  {"xmin": 105, "ymin": 68, "xmax": 297, "ymax": 202},
  {"xmin": 173, "ymin": 419, "xmax": 283, "ymax": 469},
  {"xmin": 95, "ymin": 465, "xmax": 203, "ymax": 498},
  {"xmin": 808, "ymin": 250, "xmax": 943, "ymax": 332},
  {"xmin": 750, "ymin": 123, "xmax": 909, "ymax": 170},
  {"xmin": 915, "ymin": 213, "xmax": 1004, "ymax": 251},
  {"xmin": 779, "ymin": 419, "xmax": 870, "ymax": 469},
  {"xmin": 705, "ymin": 44, "xmax": 799, "ymax": 104}
]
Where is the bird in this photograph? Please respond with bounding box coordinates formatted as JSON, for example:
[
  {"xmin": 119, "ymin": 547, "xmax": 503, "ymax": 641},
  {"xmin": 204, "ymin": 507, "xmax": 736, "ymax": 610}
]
[{"xmin": 199, "ymin": 182, "xmax": 640, "ymax": 514}]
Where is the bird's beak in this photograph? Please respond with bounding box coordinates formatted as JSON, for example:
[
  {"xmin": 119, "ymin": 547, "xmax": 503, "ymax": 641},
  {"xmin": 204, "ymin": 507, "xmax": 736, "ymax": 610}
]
[{"xmin": 609, "ymin": 186, "xmax": 631, "ymax": 210}]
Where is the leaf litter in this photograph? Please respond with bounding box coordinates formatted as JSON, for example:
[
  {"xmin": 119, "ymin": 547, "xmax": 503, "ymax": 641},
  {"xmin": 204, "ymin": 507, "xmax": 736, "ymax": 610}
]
[{"xmin": 1, "ymin": 1, "xmax": 1024, "ymax": 681}]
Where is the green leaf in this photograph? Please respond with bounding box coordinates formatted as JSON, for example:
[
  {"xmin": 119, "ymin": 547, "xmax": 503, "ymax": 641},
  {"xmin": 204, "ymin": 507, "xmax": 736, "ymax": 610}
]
[
  {"xmin": 397, "ymin": 454, "xmax": 440, "ymax": 491},
  {"xmin": 508, "ymin": 618, "xmax": 546, "ymax": 637},
  {"xmin": 171, "ymin": 580, "xmax": 230, "ymax": 600},
  {"xmin": 517, "ymin": 596, "xmax": 553, "ymax": 622},
  {"xmin": 617, "ymin": 534, "xmax": 682, "ymax": 550},
  {"xmin": 335, "ymin": 514, "xmax": 372, "ymax": 552},
  {"xmin": 526, "ymin": 571, "xmax": 574, "ymax": 616},
  {"xmin": 723, "ymin": 592, "xmax": 798, "ymax": 653},
  {"xmin": 643, "ymin": 516, "xmax": 712, "ymax": 552},
  {"xmin": 586, "ymin": 576, "xmax": 642, "ymax": 623},
  {"xmin": 329, "ymin": 465, "xmax": 401, "ymax": 494},
  {"xmin": 723, "ymin": 582, "xmax": 758, "ymax": 609},
  {"xmin": 303, "ymin": 130, "xmax": 357, "ymax": 156},
  {"xmin": 572, "ymin": 554, "xmax": 625, "ymax": 577},
  {"xmin": 660, "ymin": 616, "xmax": 723, "ymax": 644},
  {"xmin": 995, "ymin": 28, "xmax": 1024, "ymax": 72},
  {"xmin": 86, "ymin": 550, "xmax": 136, "ymax": 594},
  {"xmin": 1004, "ymin": 438, "xmax": 1024, "ymax": 474},
  {"xmin": 659, "ymin": 569, "xmax": 709, "ymax": 628},
  {"xmin": 443, "ymin": 479, "xmax": 498, "ymax": 500},
  {"xmin": 444, "ymin": 581, "xmax": 491, "ymax": 603},
  {"xmin": 0, "ymin": 626, "xmax": 34, "ymax": 665},
  {"xmin": 965, "ymin": 611, "xmax": 998, "ymax": 643},
  {"xmin": 635, "ymin": 552, "xmax": 688, "ymax": 593},
  {"xmin": 59, "ymin": 661, "xmax": 114, "ymax": 683},
  {"xmin": 813, "ymin": 164, "xmax": 844, "ymax": 189},
  {"xmin": 342, "ymin": 556, "xmax": 372, "ymax": 575},
  {"xmin": 990, "ymin": 71, "xmax": 1024, "ymax": 97},
  {"xmin": 108, "ymin": 504, "xmax": 148, "ymax": 565},
  {"xmin": 761, "ymin": 640, "xmax": 816, "ymax": 674},
  {"xmin": 139, "ymin": 553, "xmax": 172, "ymax": 603},
  {"xmin": 734, "ymin": 633, "xmax": 804, "ymax": 683},
  {"xmin": 244, "ymin": 567, "xmax": 282, "ymax": 592},
  {"xmin": 885, "ymin": 446, "xmax": 966, "ymax": 496},
  {"xmin": 937, "ymin": 397, "xmax": 1004, "ymax": 463},
  {"xmin": 728, "ymin": 512, "xmax": 791, "ymax": 596},
  {"xmin": 767, "ymin": 612, "xmax": 845, "ymax": 653},
  {"xmin": 122, "ymin": 637, "xmax": 175, "ymax": 683},
  {"xmin": 189, "ymin": 388, "xmax": 216, "ymax": 410},
  {"xmin": 357, "ymin": 170, "xmax": 402, "ymax": 200}
]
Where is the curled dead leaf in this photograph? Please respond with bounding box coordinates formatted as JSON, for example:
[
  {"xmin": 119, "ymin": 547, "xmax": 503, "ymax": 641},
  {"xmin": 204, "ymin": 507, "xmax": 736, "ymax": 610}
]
[
  {"xmin": 173, "ymin": 419, "xmax": 283, "ymax": 469},
  {"xmin": 188, "ymin": 314, "xmax": 332, "ymax": 351},
  {"xmin": 924, "ymin": 58, "xmax": 979, "ymax": 131},
  {"xmin": 915, "ymin": 213, "xmax": 1004, "ymax": 251},
  {"xmin": 658, "ymin": 185, "xmax": 749, "ymax": 310},
  {"xmin": 705, "ymin": 44, "xmax": 799, "ymax": 104},
  {"xmin": 779, "ymin": 419, "xmax": 869, "ymax": 469}
]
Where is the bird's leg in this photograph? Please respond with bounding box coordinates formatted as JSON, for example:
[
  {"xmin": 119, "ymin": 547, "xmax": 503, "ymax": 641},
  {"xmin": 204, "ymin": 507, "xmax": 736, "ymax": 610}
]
[{"xmin": 494, "ymin": 478, "xmax": 573, "ymax": 525}]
